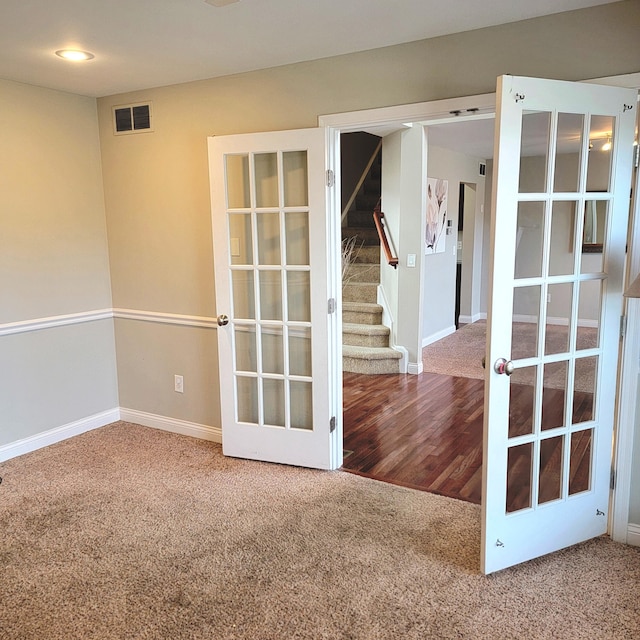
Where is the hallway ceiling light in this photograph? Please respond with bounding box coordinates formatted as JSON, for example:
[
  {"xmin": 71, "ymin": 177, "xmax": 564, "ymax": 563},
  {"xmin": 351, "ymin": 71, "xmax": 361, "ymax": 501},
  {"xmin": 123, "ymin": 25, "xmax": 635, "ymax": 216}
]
[
  {"xmin": 602, "ymin": 137, "xmax": 612, "ymax": 151},
  {"xmin": 55, "ymin": 49, "xmax": 95, "ymax": 61}
]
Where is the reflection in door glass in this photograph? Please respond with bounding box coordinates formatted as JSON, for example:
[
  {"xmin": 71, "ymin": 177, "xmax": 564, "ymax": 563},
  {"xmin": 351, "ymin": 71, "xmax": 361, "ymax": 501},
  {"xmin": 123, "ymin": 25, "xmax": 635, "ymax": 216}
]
[
  {"xmin": 541, "ymin": 361, "xmax": 568, "ymax": 431},
  {"xmin": 569, "ymin": 428, "xmax": 593, "ymax": 495},
  {"xmin": 544, "ymin": 282, "xmax": 573, "ymax": 356},
  {"xmin": 261, "ymin": 327, "xmax": 284, "ymax": 375},
  {"xmin": 228, "ymin": 213, "xmax": 253, "ymax": 265},
  {"xmin": 538, "ymin": 435, "xmax": 564, "ymax": 504},
  {"xmin": 572, "ymin": 356, "xmax": 598, "ymax": 425},
  {"xmin": 509, "ymin": 366, "xmax": 537, "ymax": 438},
  {"xmin": 519, "ymin": 111, "xmax": 551, "ymax": 193},
  {"xmin": 576, "ymin": 279, "xmax": 602, "ymax": 350},
  {"xmin": 290, "ymin": 381, "xmax": 313, "ymax": 430},
  {"xmin": 259, "ymin": 270, "xmax": 283, "ymax": 320},
  {"xmin": 586, "ymin": 115, "xmax": 614, "ymax": 192},
  {"xmin": 511, "ymin": 286, "xmax": 541, "ymax": 360},
  {"xmin": 506, "ymin": 443, "xmax": 533, "ymax": 513},
  {"xmin": 234, "ymin": 325, "xmax": 257, "ymax": 372},
  {"xmin": 257, "ymin": 212, "xmax": 282, "ymax": 265},
  {"xmin": 548, "ymin": 201, "xmax": 577, "ymax": 277},
  {"xmin": 553, "ymin": 113, "xmax": 584, "ymax": 193},
  {"xmin": 514, "ymin": 202, "xmax": 545, "ymax": 278}
]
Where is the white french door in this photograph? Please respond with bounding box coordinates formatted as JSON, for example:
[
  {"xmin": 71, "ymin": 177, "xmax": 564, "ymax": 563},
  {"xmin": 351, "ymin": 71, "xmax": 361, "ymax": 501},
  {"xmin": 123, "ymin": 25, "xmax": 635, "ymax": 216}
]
[
  {"xmin": 208, "ymin": 128, "xmax": 340, "ymax": 470},
  {"xmin": 482, "ymin": 76, "xmax": 637, "ymax": 574}
]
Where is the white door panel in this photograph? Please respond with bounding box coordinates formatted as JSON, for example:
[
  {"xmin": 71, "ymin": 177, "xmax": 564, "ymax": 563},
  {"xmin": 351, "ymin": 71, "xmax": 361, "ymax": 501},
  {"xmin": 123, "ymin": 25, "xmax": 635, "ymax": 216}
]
[
  {"xmin": 209, "ymin": 128, "xmax": 337, "ymax": 470},
  {"xmin": 482, "ymin": 76, "xmax": 636, "ymax": 574}
]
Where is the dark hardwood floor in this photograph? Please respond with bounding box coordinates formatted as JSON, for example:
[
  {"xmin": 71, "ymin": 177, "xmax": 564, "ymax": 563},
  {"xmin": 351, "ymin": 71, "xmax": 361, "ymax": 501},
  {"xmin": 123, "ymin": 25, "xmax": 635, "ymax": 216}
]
[
  {"xmin": 342, "ymin": 372, "xmax": 485, "ymax": 504},
  {"xmin": 342, "ymin": 371, "xmax": 594, "ymax": 510}
]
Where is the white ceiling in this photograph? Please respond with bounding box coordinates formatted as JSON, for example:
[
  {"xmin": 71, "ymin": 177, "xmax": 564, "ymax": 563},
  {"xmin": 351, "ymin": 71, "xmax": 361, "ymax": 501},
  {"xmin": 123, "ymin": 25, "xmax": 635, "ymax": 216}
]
[{"xmin": 0, "ymin": 0, "xmax": 618, "ymax": 98}]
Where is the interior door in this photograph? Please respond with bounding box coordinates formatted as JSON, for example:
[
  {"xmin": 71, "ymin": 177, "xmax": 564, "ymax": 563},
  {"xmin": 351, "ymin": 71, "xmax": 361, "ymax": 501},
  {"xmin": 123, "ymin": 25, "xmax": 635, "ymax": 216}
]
[
  {"xmin": 208, "ymin": 128, "xmax": 339, "ymax": 470},
  {"xmin": 482, "ymin": 76, "xmax": 636, "ymax": 574}
]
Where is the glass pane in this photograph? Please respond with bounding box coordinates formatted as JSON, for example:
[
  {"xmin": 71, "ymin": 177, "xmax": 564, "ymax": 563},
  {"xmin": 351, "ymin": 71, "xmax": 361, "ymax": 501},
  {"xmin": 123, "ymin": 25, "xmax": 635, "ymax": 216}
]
[
  {"xmin": 236, "ymin": 376, "xmax": 258, "ymax": 424},
  {"xmin": 544, "ymin": 282, "xmax": 573, "ymax": 356},
  {"xmin": 581, "ymin": 200, "xmax": 607, "ymax": 268},
  {"xmin": 261, "ymin": 327, "xmax": 284, "ymax": 375},
  {"xmin": 506, "ymin": 443, "xmax": 533, "ymax": 513},
  {"xmin": 263, "ymin": 378, "xmax": 285, "ymax": 427},
  {"xmin": 586, "ymin": 115, "xmax": 614, "ymax": 192},
  {"xmin": 538, "ymin": 435, "xmax": 564, "ymax": 504},
  {"xmin": 511, "ymin": 286, "xmax": 541, "ymax": 360},
  {"xmin": 226, "ymin": 155, "xmax": 250, "ymax": 209},
  {"xmin": 254, "ymin": 153, "xmax": 279, "ymax": 208},
  {"xmin": 553, "ymin": 113, "xmax": 584, "ymax": 193},
  {"xmin": 573, "ymin": 356, "xmax": 598, "ymax": 424},
  {"xmin": 259, "ymin": 270, "xmax": 282, "ymax": 321},
  {"xmin": 234, "ymin": 325, "xmax": 256, "ymax": 372},
  {"xmin": 229, "ymin": 213, "xmax": 253, "ymax": 265},
  {"xmin": 509, "ymin": 366, "xmax": 537, "ymax": 438},
  {"xmin": 290, "ymin": 380, "xmax": 313, "ymax": 431},
  {"xmin": 285, "ymin": 212, "xmax": 310, "ymax": 265},
  {"xmin": 515, "ymin": 202, "xmax": 545, "ymax": 278},
  {"xmin": 519, "ymin": 111, "xmax": 551, "ymax": 193},
  {"xmin": 577, "ymin": 280, "xmax": 602, "ymax": 350},
  {"xmin": 548, "ymin": 201, "xmax": 577, "ymax": 276},
  {"xmin": 569, "ymin": 429, "xmax": 593, "ymax": 495},
  {"xmin": 289, "ymin": 326, "xmax": 312, "ymax": 377},
  {"xmin": 287, "ymin": 271, "xmax": 311, "ymax": 322},
  {"xmin": 257, "ymin": 212, "xmax": 281, "ymax": 265},
  {"xmin": 541, "ymin": 361, "xmax": 568, "ymax": 431},
  {"xmin": 283, "ymin": 151, "xmax": 308, "ymax": 207},
  {"xmin": 232, "ymin": 270, "xmax": 255, "ymax": 319}
]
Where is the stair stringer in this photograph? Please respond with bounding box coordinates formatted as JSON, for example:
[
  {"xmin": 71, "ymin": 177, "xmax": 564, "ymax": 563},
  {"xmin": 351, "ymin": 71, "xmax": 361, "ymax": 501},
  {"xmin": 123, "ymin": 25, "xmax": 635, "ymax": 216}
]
[{"xmin": 376, "ymin": 284, "xmax": 408, "ymax": 374}]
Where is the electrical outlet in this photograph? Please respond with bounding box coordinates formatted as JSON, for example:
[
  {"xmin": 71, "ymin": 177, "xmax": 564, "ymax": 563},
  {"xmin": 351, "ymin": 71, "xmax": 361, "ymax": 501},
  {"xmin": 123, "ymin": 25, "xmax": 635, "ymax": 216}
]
[{"xmin": 174, "ymin": 374, "xmax": 184, "ymax": 393}]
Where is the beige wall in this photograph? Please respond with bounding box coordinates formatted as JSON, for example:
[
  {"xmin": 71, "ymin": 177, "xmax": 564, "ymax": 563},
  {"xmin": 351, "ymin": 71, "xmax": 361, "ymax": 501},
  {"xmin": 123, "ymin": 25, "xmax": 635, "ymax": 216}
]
[{"xmin": 0, "ymin": 79, "xmax": 118, "ymax": 446}]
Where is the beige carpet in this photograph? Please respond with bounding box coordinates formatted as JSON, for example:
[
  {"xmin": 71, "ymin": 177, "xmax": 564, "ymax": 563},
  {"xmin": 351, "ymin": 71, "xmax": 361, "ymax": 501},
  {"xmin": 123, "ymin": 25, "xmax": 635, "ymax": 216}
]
[
  {"xmin": 1, "ymin": 422, "xmax": 639, "ymax": 639},
  {"xmin": 422, "ymin": 321, "xmax": 597, "ymax": 392}
]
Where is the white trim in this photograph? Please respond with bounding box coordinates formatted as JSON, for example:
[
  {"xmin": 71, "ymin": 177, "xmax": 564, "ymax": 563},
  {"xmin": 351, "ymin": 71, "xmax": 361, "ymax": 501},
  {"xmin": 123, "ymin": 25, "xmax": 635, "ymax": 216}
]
[
  {"xmin": 422, "ymin": 324, "xmax": 456, "ymax": 348},
  {"xmin": 0, "ymin": 408, "xmax": 120, "ymax": 462},
  {"xmin": 458, "ymin": 313, "xmax": 485, "ymax": 325},
  {"xmin": 113, "ymin": 308, "xmax": 217, "ymax": 329},
  {"xmin": 119, "ymin": 408, "xmax": 222, "ymax": 443},
  {"xmin": 319, "ymin": 93, "xmax": 496, "ymax": 132},
  {"xmin": 513, "ymin": 314, "xmax": 599, "ymax": 328},
  {"xmin": 627, "ymin": 524, "xmax": 640, "ymax": 547},
  {"xmin": 376, "ymin": 285, "xmax": 408, "ymax": 373},
  {"xmin": 407, "ymin": 361, "xmax": 424, "ymax": 375},
  {"xmin": 0, "ymin": 309, "xmax": 113, "ymax": 337}
]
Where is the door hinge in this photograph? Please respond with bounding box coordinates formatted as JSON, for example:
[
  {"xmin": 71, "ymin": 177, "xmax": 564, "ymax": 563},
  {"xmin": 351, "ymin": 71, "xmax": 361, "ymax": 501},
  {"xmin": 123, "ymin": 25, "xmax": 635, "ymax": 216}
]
[
  {"xmin": 620, "ymin": 314, "xmax": 627, "ymax": 340},
  {"xmin": 610, "ymin": 468, "xmax": 616, "ymax": 491},
  {"xmin": 328, "ymin": 297, "xmax": 336, "ymax": 314},
  {"xmin": 329, "ymin": 416, "xmax": 336, "ymax": 433},
  {"xmin": 326, "ymin": 169, "xmax": 335, "ymax": 188}
]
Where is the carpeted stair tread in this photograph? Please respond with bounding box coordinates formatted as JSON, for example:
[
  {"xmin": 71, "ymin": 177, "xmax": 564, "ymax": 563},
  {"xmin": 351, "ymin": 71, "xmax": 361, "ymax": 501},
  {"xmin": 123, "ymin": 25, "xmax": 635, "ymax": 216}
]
[
  {"xmin": 342, "ymin": 345, "xmax": 403, "ymax": 360},
  {"xmin": 343, "ymin": 322, "xmax": 390, "ymax": 336},
  {"xmin": 343, "ymin": 301, "xmax": 382, "ymax": 313},
  {"xmin": 342, "ymin": 282, "xmax": 378, "ymax": 304}
]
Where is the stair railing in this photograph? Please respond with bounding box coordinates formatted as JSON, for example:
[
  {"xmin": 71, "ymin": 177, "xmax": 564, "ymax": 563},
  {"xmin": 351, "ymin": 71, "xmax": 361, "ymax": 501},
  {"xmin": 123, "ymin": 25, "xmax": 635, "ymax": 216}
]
[
  {"xmin": 373, "ymin": 200, "xmax": 398, "ymax": 269},
  {"xmin": 341, "ymin": 140, "xmax": 383, "ymax": 224}
]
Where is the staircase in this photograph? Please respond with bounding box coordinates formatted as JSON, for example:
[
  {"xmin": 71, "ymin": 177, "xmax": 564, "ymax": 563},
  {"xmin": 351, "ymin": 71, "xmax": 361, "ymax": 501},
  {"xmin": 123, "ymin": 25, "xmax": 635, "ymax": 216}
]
[{"xmin": 342, "ymin": 152, "xmax": 402, "ymax": 375}]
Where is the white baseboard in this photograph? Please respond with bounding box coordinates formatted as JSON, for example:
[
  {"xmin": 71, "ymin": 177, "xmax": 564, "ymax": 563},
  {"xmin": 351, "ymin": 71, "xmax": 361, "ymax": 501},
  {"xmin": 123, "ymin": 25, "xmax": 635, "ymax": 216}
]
[
  {"xmin": 119, "ymin": 408, "xmax": 222, "ymax": 444},
  {"xmin": 422, "ymin": 324, "xmax": 456, "ymax": 348},
  {"xmin": 0, "ymin": 408, "xmax": 120, "ymax": 462},
  {"xmin": 458, "ymin": 313, "xmax": 485, "ymax": 325},
  {"xmin": 627, "ymin": 524, "xmax": 640, "ymax": 547},
  {"xmin": 407, "ymin": 361, "xmax": 424, "ymax": 375}
]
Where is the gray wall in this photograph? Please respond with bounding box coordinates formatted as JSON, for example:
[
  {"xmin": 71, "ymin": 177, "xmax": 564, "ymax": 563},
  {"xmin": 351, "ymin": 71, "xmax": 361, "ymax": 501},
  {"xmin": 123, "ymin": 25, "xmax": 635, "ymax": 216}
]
[{"xmin": 0, "ymin": 79, "xmax": 118, "ymax": 448}]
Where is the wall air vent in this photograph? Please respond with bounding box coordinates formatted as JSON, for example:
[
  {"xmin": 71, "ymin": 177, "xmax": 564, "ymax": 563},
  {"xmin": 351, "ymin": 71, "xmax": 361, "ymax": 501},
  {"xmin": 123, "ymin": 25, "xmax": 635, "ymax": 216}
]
[
  {"xmin": 113, "ymin": 103, "xmax": 153, "ymax": 135},
  {"xmin": 479, "ymin": 162, "xmax": 486, "ymax": 176}
]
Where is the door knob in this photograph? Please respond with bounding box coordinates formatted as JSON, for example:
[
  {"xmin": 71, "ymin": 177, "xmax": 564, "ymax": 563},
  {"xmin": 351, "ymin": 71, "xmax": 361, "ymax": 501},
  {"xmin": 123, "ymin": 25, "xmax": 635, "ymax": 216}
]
[
  {"xmin": 217, "ymin": 314, "xmax": 229, "ymax": 327},
  {"xmin": 494, "ymin": 358, "xmax": 514, "ymax": 376}
]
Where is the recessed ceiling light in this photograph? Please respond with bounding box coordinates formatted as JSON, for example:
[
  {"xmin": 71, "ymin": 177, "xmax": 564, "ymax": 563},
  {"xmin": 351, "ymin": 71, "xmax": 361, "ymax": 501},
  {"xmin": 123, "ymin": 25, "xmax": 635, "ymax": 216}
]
[
  {"xmin": 55, "ymin": 49, "xmax": 95, "ymax": 61},
  {"xmin": 205, "ymin": 0, "xmax": 240, "ymax": 7}
]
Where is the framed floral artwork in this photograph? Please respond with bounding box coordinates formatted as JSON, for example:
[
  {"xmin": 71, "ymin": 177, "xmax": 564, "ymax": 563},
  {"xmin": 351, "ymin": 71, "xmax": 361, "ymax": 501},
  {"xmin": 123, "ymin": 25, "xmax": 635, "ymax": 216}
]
[{"xmin": 425, "ymin": 177, "xmax": 448, "ymax": 254}]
